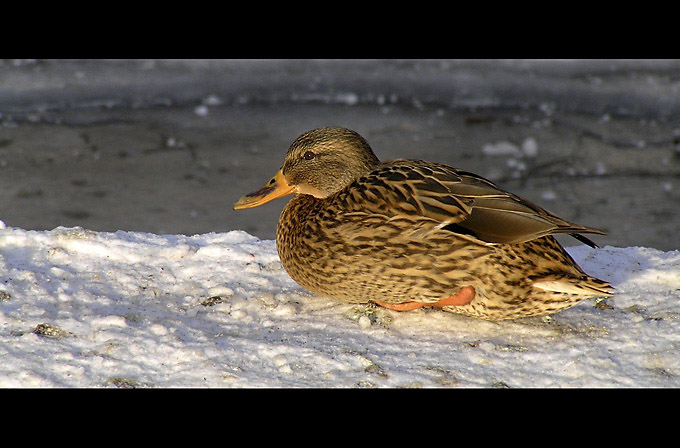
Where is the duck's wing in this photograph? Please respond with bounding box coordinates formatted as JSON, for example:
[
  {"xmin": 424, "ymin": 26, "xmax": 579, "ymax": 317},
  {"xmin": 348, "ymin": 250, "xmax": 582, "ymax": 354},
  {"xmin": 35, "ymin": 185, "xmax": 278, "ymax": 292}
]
[{"xmin": 346, "ymin": 159, "xmax": 606, "ymax": 246}]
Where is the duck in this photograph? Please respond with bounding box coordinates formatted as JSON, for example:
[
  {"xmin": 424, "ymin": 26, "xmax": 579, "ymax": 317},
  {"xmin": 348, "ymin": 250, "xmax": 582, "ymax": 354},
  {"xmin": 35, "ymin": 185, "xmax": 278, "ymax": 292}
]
[{"xmin": 233, "ymin": 126, "xmax": 612, "ymax": 321}]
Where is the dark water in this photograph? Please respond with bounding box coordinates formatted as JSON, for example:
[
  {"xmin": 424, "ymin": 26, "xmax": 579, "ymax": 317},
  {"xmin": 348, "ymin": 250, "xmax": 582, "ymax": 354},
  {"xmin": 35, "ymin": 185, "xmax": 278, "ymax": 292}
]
[{"xmin": 1, "ymin": 60, "xmax": 679, "ymax": 250}]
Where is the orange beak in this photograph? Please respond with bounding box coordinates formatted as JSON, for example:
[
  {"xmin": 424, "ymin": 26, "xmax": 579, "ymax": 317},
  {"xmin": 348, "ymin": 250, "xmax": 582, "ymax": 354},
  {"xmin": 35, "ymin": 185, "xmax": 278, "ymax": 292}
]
[{"xmin": 233, "ymin": 169, "xmax": 297, "ymax": 210}]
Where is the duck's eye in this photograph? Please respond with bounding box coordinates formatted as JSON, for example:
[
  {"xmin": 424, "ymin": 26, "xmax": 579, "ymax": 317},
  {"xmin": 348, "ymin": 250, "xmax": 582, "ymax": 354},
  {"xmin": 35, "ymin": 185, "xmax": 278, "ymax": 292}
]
[{"xmin": 303, "ymin": 151, "xmax": 315, "ymax": 160}]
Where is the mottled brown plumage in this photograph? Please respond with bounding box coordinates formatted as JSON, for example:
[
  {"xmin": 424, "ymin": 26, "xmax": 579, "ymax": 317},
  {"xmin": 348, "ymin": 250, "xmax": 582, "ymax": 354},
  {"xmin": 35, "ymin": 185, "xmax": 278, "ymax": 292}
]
[{"xmin": 234, "ymin": 127, "xmax": 612, "ymax": 320}]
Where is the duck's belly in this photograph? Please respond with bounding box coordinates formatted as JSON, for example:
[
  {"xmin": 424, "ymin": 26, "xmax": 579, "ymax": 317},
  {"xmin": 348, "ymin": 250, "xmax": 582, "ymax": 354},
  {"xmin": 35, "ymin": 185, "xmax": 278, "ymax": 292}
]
[{"xmin": 278, "ymin": 231, "xmax": 477, "ymax": 301}]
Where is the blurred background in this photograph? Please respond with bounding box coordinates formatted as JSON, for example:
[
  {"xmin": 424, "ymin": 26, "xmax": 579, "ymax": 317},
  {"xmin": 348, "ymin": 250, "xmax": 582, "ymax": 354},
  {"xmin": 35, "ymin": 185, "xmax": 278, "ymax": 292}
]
[{"xmin": 0, "ymin": 59, "xmax": 678, "ymax": 250}]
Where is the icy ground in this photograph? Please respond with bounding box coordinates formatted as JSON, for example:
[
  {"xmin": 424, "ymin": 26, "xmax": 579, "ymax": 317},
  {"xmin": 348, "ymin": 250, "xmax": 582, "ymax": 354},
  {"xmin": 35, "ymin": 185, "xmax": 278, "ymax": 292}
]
[{"xmin": 1, "ymin": 220, "xmax": 679, "ymax": 388}]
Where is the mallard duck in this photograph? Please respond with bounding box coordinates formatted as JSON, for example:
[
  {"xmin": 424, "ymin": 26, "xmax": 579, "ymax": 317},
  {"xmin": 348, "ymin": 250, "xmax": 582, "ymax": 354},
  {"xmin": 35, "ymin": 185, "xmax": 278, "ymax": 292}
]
[{"xmin": 234, "ymin": 127, "xmax": 612, "ymax": 321}]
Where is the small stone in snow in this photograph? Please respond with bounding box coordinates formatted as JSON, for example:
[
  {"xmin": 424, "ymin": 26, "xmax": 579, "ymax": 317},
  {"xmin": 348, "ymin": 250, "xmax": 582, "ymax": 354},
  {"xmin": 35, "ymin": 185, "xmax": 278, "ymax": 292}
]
[{"xmin": 358, "ymin": 315, "xmax": 372, "ymax": 329}]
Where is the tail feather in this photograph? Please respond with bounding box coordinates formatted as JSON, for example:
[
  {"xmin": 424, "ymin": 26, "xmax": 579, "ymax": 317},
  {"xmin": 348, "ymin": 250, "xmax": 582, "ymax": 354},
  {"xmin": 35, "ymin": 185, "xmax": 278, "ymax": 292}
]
[{"xmin": 533, "ymin": 276, "xmax": 613, "ymax": 296}]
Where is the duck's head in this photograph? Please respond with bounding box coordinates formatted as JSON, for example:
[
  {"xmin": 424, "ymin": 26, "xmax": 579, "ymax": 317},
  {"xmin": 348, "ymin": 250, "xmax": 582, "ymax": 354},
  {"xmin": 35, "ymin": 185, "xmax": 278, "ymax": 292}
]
[{"xmin": 233, "ymin": 127, "xmax": 380, "ymax": 209}]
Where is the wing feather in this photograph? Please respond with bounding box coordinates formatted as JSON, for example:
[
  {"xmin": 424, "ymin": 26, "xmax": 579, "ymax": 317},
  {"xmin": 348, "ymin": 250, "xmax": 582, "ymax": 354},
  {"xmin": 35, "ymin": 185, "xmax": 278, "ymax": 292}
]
[{"xmin": 343, "ymin": 159, "xmax": 606, "ymax": 246}]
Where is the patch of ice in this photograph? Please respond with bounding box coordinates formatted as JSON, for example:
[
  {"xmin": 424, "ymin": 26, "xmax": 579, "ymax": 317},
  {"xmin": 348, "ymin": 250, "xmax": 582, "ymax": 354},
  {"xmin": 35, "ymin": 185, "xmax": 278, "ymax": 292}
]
[{"xmin": 482, "ymin": 140, "xmax": 520, "ymax": 156}]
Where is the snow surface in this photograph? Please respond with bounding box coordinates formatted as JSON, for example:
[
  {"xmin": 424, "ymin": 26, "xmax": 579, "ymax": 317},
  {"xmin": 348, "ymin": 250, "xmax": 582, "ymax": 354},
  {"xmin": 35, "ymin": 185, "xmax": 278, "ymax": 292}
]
[{"xmin": 1, "ymin": 220, "xmax": 679, "ymax": 388}]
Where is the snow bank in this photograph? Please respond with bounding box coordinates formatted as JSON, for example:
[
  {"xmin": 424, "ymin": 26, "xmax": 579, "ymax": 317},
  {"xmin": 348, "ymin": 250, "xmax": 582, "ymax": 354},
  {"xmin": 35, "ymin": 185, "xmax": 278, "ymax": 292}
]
[{"xmin": 1, "ymin": 224, "xmax": 679, "ymax": 388}]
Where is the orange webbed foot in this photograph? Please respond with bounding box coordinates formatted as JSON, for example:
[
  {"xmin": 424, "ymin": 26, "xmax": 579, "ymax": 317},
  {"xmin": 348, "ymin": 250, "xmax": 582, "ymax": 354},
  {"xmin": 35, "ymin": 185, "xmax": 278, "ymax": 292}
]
[
  {"xmin": 432, "ymin": 285, "xmax": 476, "ymax": 308},
  {"xmin": 373, "ymin": 300, "xmax": 428, "ymax": 311},
  {"xmin": 374, "ymin": 286, "xmax": 476, "ymax": 312}
]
